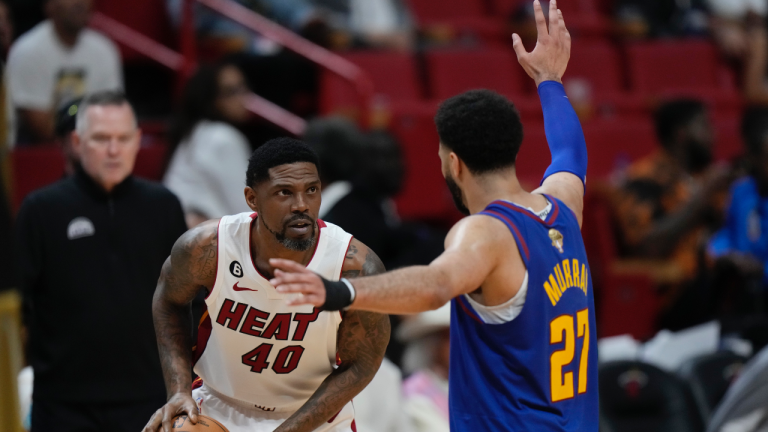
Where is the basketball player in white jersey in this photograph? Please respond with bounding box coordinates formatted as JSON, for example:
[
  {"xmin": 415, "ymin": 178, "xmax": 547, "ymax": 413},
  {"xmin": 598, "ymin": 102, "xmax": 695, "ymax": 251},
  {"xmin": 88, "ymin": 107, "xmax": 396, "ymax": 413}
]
[{"xmin": 142, "ymin": 138, "xmax": 390, "ymax": 432}]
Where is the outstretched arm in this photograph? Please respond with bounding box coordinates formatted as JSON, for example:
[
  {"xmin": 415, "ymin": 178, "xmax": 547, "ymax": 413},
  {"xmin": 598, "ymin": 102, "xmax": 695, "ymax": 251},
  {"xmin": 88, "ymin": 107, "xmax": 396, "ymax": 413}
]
[
  {"xmin": 275, "ymin": 239, "xmax": 390, "ymax": 432},
  {"xmin": 513, "ymin": 0, "xmax": 587, "ymax": 226},
  {"xmin": 143, "ymin": 220, "xmax": 219, "ymax": 432},
  {"xmin": 270, "ymin": 216, "xmax": 504, "ymax": 314}
]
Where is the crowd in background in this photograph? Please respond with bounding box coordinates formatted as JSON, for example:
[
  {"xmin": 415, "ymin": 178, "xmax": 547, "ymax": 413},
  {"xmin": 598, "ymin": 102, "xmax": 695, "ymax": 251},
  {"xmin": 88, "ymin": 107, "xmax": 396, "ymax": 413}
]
[{"xmin": 1, "ymin": 0, "xmax": 768, "ymax": 432}]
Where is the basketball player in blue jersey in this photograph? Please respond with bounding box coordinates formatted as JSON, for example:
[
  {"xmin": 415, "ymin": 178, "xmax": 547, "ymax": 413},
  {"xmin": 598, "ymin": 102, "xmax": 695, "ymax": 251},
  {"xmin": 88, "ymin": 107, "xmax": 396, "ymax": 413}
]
[{"xmin": 269, "ymin": 1, "xmax": 597, "ymax": 430}]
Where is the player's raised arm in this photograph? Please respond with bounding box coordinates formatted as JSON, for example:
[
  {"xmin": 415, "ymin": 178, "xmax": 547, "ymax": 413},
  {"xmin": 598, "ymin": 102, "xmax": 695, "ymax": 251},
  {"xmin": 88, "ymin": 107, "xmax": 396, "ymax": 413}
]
[
  {"xmin": 274, "ymin": 239, "xmax": 390, "ymax": 432},
  {"xmin": 513, "ymin": 0, "xmax": 588, "ymax": 226},
  {"xmin": 269, "ymin": 216, "xmax": 504, "ymax": 314},
  {"xmin": 143, "ymin": 220, "xmax": 219, "ymax": 432}
]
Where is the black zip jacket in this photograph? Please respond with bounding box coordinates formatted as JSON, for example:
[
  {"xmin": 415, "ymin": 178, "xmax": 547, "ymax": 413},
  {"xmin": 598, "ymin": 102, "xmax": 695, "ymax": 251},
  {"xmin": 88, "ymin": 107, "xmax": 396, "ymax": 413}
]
[{"xmin": 15, "ymin": 167, "xmax": 187, "ymax": 403}]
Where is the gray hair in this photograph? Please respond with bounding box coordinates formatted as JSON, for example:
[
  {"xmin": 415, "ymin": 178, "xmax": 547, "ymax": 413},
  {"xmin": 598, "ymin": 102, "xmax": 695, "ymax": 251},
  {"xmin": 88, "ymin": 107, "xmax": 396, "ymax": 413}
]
[{"xmin": 75, "ymin": 90, "xmax": 137, "ymax": 134}]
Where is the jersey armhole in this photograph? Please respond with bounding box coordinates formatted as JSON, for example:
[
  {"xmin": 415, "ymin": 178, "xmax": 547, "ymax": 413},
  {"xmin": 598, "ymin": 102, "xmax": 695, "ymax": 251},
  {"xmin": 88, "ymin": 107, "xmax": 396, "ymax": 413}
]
[
  {"xmin": 477, "ymin": 211, "xmax": 531, "ymax": 269},
  {"xmin": 203, "ymin": 218, "xmax": 224, "ymax": 302}
]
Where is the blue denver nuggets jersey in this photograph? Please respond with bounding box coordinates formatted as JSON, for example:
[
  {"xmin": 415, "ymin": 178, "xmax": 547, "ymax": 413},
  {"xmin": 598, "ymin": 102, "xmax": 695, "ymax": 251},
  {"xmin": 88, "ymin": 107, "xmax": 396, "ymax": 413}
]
[{"xmin": 449, "ymin": 195, "xmax": 598, "ymax": 431}]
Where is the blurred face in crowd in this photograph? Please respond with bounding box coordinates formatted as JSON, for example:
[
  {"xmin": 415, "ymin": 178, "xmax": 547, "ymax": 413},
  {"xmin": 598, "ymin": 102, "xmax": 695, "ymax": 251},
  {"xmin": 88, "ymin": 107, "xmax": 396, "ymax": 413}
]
[
  {"xmin": 216, "ymin": 65, "xmax": 250, "ymax": 125},
  {"xmin": 47, "ymin": 0, "xmax": 93, "ymax": 34},
  {"xmin": 679, "ymin": 111, "xmax": 715, "ymax": 173},
  {"xmin": 72, "ymin": 103, "xmax": 141, "ymax": 192},
  {"xmin": 246, "ymin": 162, "xmax": 322, "ymax": 251}
]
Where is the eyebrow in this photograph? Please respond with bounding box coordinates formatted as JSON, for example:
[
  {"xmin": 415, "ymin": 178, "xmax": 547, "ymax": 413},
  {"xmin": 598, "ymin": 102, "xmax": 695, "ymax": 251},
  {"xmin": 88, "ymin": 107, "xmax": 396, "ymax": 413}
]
[{"xmin": 272, "ymin": 180, "xmax": 320, "ymax": 189}]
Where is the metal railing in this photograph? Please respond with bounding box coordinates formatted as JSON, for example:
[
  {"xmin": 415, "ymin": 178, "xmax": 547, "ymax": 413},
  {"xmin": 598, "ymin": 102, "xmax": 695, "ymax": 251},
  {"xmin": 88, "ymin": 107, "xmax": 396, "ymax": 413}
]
[{"xmin": 91, "ymin": 0, "xmax": 376, "ymax": 134}]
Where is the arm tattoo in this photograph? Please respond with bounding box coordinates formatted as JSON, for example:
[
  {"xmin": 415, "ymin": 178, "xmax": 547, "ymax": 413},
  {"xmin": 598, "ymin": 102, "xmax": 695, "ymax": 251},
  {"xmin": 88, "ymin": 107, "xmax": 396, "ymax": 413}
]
[
  {"xmin": 153, "ymin": 221, "xmax": 218, "ymax": 396},
  {"xmin": 275, "ymin": 241, "xmax": 390, "ymax": 432}
]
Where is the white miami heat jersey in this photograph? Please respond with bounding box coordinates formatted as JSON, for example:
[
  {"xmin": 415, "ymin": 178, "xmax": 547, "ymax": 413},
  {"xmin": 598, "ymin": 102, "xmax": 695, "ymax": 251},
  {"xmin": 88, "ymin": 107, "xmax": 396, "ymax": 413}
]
[{"xmin": 193, "ymin": 212, "xmax": 352, "ymax": 413}]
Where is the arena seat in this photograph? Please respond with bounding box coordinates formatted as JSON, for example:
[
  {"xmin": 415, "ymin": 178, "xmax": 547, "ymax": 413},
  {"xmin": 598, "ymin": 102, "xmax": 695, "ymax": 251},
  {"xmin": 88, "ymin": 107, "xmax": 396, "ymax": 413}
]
[
  {"xmin": 678, "ymin": 351, "xmax": 747, "ymax": 423},
  {"xmin": 10, "ymin": 146, "xmax": 65, "ymax": 212},
  {"xmin": 387, "ymin": 101, "xmax": 463, "ymax": 224},
  {"xmin": 600, "ymin": 361, "xmax": 704, "ymax": 432},
  {"xmin": 565, "ymin": 41, "xmax": 624, "ymax": 97},
  {"xmin": 580, "ymin": 192, "xmax": 658, "ymax": 339},
  {"xmin": 425, "ymin": 48, "xmax": 526, "ymax": 100},
  {"xmin": 582, "ymin": 119, "xmax": 657, "ymax": 179},
  {"xmin": 319, "ymin": 51, "xmax": 423, "ymax": 115},
  {"xmin": 626, "ymin": 40, "xmax": 723, "ymax": 94},
  {"xmin": 714, "ymin": 116, "xmax": 743, "ymax": 162}
]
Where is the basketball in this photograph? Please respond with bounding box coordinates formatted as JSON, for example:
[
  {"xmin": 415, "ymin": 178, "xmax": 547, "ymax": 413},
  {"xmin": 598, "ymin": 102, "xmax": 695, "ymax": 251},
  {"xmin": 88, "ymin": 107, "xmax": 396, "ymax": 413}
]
[{"xmin": 171, "ymin": 415, "xmax": 229, "ymax": 432}]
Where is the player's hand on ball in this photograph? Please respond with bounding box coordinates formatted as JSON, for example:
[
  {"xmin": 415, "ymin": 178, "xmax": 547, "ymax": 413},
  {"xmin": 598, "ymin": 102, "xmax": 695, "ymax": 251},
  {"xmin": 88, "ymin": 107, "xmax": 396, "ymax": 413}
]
[
  {"xmin": 142, "ymin": 392, "xmax": 199, "ymax": 432},
  {"xmin": 269, "ymin": 258, "xmax": 326, "ymax": 307},
  {"xmin": 512, "ymin": 0, "xmax": 571, "ymax": 86}
]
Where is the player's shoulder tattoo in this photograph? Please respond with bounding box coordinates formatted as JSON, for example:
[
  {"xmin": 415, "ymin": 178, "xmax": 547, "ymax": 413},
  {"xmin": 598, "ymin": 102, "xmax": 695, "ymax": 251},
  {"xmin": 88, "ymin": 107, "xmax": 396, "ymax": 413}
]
[
  {"xmin": 341, "ymin": 238, "xmax": 385, "ymax": 279},
  {"xmin": 169, "ymin": 219, "xmax": 219, "ymax": 288}
]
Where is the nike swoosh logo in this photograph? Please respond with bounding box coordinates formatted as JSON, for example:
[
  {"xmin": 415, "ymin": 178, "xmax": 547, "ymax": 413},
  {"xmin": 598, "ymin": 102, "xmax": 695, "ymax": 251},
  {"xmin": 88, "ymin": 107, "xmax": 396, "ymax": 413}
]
[{"xmin": 233, "ymin": 282, "xmax": 258, "ymax": 292}]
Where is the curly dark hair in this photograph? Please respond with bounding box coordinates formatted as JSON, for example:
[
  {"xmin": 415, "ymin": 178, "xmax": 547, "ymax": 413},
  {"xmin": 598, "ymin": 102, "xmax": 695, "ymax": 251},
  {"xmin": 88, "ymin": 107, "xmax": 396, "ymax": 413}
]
[
  {"xmin": 434, "ymin": 89, "xmax": 523, "ymax": 174},
  {"xmin": 246, "ymin": 137, "xmax": 320, "ymax": 188}
]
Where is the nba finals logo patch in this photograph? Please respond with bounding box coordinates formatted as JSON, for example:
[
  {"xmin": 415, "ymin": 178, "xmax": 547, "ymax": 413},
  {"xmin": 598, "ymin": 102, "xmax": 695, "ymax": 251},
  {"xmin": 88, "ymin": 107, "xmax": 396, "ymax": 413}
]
[{"xmin": 549, "ymin": 229, "xmax": 564, "ymax": 253}]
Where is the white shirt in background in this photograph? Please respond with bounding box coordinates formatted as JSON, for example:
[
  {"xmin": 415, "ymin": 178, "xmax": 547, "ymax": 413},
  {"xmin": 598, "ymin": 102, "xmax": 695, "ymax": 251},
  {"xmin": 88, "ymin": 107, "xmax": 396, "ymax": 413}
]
[
  {"xmin": 353, "ymin": 358, "xmax": 415, "ymax": 432},
  {"xmin": 164, "ymin": 120, "xmax": 252, "ymax": 219},
  {"xmin": 7, "ymin": 20, "xmax": 122, "ymax": 112}
]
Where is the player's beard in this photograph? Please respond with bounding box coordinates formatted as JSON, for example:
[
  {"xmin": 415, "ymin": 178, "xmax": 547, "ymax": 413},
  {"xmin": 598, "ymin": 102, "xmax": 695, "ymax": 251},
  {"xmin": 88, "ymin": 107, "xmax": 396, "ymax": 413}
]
[
  {"xmin": 262, "ymin": 215, "xmax": 317, "ymax": 251},
  {"xmin": 445, "ymin": 174, "xmax": 470, "ymax": 215}
]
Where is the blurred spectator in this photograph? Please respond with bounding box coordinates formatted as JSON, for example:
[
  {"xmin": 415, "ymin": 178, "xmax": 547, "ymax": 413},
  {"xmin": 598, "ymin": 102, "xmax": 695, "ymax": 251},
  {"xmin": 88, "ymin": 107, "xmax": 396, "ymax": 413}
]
[
  {"xmin": 398, "ymin": 305, "xmax": 451, "ymax": 432},
  {"xmin": 613, "ymin": 99, "xmax": 732, "ymax": 329},
  {"xmin": 708, "ymin": 107, "xmax": 768, "ymax": 300},
  {"xmin": 167, "ymin": 0, "xmax": 412, "ymax": 52},
  {"xmin": 7, "ymin": 0, "xmax": 122, "ymax": 145},
  {"xmin": 15, "ymin": 91, "xmax": 187, "ymax": 431},
  {"xmin": 164, "ymin": 62, "xmax": 252, "ymax": 228},
  {"xmin": 54, "ymin": 98, "xmax": 80, "ymax": 175},
  {"xmin": 259, "ymin": 0, "xmax": 414, "ymax": 50},
  {"xmin": 706, "ymin": 0, "xmax": 768, "ymax": 104},
  {"xmin": 615, "ymin": 0, "xmax": 709, "ymax": 39},
  {"xmin": 353, "ymin": 358, "xmax": 414, "ymax": 432}
]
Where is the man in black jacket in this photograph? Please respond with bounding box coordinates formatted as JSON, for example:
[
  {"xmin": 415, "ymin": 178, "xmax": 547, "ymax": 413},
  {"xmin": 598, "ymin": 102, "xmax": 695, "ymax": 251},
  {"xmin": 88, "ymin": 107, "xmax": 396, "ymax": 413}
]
[{"xmin": 15, "ymin": 90, "xmax": 188, "ymax": 432}]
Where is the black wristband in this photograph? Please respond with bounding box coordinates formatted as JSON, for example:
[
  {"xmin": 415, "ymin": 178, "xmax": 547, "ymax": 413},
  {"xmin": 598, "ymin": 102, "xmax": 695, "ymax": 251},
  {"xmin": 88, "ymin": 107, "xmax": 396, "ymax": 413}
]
[{"xmin": 321, "ymin": 278, "xmax": 353, "ymax": 311}]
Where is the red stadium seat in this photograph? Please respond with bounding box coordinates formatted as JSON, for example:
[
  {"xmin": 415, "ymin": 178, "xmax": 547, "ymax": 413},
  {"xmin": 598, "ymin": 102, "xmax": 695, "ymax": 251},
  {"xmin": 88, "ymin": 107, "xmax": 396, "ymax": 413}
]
[
  {"xmin": 10, "ymin": 146, "xmax": 66, "ymax": 211},
  {"xmin": 626, "ymin": 40, "xmax": 724, "ymax": 94},
  {"xmin": 387, "ymin": 101, "xmax": 464, "ymax": 224},
  {"xmin": 713, "ymin": 116, "xmax": 743, "ymax": 162},
  {"xmin": 564, "ymin": 41, "xmax": 624, "ymax": 96},
  {"xmin": 425, "ymin": 48, "xmax": 526, "ymax": 100},
  {"xmin": 583, "ymin": 119, "xmax": 657, "ymax": 179},
  {"xmin": 319, "ymin": 51, "xmax": 423, "ymax": 115},
  {"xmin": 407, "ymin": 0, "xmax": 486, "ymax": 22}
]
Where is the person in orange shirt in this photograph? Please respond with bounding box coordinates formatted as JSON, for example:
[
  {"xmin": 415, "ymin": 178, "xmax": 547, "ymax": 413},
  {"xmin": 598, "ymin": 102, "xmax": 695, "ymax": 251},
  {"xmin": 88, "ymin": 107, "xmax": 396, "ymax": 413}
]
[{"xmin": 613, "ymin": 99, "xmax": 733, "ymax": 330}]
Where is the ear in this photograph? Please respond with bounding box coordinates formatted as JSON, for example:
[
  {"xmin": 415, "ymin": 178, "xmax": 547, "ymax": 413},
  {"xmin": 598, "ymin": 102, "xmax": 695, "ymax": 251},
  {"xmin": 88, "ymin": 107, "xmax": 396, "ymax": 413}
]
[
  {"xmin": 449, "ymin": 152, "xmax": 463, "ymax": 180},
  {"xmin": 71, "ymin": 131, "xmax": 82, "ymax": 155},
  {"xmin": 244, "ymin": 187, "xmax": 258, "ymax": 212}
]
